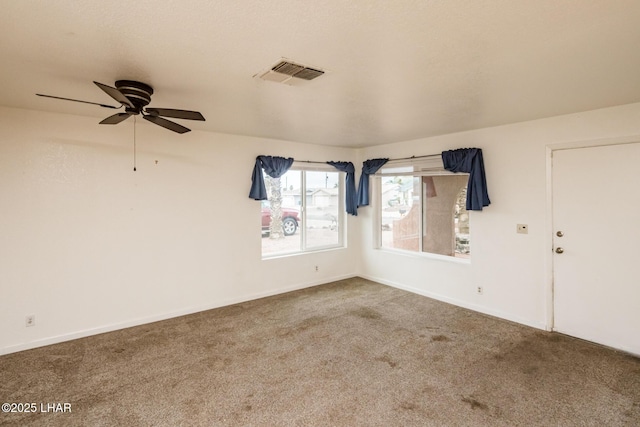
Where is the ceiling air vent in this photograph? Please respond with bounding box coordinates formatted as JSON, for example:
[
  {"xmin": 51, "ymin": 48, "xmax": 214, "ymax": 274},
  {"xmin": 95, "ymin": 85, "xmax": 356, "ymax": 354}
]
[
  {"xmin": 292, "ymin": 67, "xmax": 324, "ymax": 81},
  {"xmin": 256, "ymin": 59, "xmax": 326, "ymax": 85},
  {"xmin": 272, "ymin": 61, "xmax": 305, "ymax": 76}
]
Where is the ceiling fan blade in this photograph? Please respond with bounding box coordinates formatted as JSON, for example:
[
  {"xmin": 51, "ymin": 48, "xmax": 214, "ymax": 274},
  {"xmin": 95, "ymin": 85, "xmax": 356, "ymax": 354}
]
[
  {"xmin": 145, "ymin": 108, "xmax": 205, "ymax": 121},
  {"xmin": 36, "ymin": 93, "xmax": 119, "ymax": 109},
  {"xmin": 94, "ymin": 81, "xmax": 134, "ymax": 109},
  {"xmin": 99, "ymin": 113, "xmax": 132, "ymax": 125},
  {"xmin": 143, "ymin": 114, "xmax": 191, "ymax": 134}
]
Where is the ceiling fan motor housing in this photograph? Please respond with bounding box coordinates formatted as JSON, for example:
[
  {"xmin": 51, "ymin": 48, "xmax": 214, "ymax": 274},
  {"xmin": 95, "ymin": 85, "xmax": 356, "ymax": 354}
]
[{"xmin": 115, "ymin": 80, "xmax": 153, "ymax": 114}]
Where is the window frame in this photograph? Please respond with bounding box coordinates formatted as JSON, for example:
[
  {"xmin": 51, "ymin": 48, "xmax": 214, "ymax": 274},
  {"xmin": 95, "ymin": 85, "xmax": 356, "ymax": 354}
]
[
  {"xmin": 372, "ymin": 158, "xmax": 471, "ymax": 262},
  {"xmin": 262, "ymin": 162, "xmax": 346, "ymax": 259}
]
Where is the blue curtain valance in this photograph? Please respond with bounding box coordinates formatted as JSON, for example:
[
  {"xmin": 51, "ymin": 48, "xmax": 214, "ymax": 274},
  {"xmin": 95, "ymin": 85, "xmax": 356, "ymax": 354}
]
[
  {"xmin": 248, "ymin": 155, "xmax": 294, "ymax": 200},
  {"xmin": 357, "ymin": 158, "xmax": 389, "ymax": 207},
  {"xmin": 327, "ymin": 161, "xmax": 357, "ymax": 216},
  {"xmin": 442, "ymin": 148, "xmax": 490, "ymax": 211},
  {"xmin": 249, "ymin": 156, "xmax": 358, "ymax": 216}
]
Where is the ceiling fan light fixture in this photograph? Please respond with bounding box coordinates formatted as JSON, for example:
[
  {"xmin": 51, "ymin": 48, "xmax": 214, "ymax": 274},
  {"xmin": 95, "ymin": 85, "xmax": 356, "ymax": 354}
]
[{"xmin": 115, "ymin": 80, "xmax": 153, "ymax": 111}]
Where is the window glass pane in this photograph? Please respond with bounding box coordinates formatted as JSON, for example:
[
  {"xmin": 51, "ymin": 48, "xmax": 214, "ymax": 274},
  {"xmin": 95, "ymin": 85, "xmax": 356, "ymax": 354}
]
[
  {"xmin": 261, "ymin": 170, "xmax": 302, "ymax": 256},
  {"xmin": 422, "ymin": 175, "xmax": 469, "ymax": 257},
  {"xmin": 454, "ymin": 186, "xmax": 470, "ymax": 258},
  {"xmin": 380, "ymin": 176, "xmax": 420, "ymax": 251},
  {"xmin": 261, "ymin": 168, "xmax": 344, "ymax": 258},
  {"xmin": 378, "ymin": 174, "xmax": 470, "ymax": 258},
  {"xmin": 305, "ymin": 171, "xmax": 340, "ymax": 249}
]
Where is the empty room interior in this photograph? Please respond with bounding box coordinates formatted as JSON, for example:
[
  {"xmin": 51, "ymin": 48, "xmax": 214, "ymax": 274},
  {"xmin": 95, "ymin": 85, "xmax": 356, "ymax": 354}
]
[{"xmin": 1, "ymin": 1, "xmax": 639, "ymax": 426}]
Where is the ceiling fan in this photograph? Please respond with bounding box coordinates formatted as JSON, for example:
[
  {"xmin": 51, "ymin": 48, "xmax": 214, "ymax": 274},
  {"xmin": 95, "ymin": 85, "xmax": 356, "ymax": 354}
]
[{"xmin": 37, "ymin": 80, "xmax": 205, "ymax": 134}]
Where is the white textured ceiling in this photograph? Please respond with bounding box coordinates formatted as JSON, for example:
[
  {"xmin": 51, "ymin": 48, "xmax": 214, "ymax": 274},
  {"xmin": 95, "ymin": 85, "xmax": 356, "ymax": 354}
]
[{"xmin": 2, "ymin": 0, "xmax": 640, "ymax": 147}]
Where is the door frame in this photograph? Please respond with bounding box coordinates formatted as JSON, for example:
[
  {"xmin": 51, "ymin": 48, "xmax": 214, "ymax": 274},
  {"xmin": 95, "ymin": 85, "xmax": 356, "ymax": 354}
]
[{"xmin": 545, "ymin": 134, "xmax": 640, "ymax": 332}]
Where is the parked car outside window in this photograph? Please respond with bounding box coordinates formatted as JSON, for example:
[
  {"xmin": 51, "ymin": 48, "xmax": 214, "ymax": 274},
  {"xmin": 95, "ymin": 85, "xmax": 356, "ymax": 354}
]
[{"xmin": 261, "ymin": 204, "xmax": 301, "ymax": 236}]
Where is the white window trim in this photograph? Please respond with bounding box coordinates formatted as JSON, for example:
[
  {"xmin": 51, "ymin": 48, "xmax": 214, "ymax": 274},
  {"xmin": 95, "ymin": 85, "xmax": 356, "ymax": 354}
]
[
  {"xmin": 374, "ymin": 156, "xmax": 448, "ymax": 176},
  {"xmin": 372, "ymin": 160, "xmax": 471, "ymax": 262}
]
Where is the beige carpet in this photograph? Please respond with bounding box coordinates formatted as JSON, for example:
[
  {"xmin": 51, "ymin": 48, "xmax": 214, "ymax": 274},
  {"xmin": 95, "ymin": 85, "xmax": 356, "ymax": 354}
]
[{"xmin": 1, "ymin": 277, "xmax": 639, "ymax": 426}]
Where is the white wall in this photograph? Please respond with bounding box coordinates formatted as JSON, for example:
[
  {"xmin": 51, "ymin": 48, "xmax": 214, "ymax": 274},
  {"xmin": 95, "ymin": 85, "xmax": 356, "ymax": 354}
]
[
  {"xmin": 0, "ymin": 107, "xmax": 358, "ymax": 354},
  {"xmin": 4, "ymin": 102, "xmax": 640, "ymax": 355},
  {"xmin": 357, "ymin": 102, "xmax": 640, "ymax": 329}
]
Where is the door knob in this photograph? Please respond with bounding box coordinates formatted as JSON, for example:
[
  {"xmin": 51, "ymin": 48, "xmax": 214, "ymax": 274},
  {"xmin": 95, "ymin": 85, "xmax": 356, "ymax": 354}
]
[
  {"xmin": 556, "ymin": 231, "xmax": 564, "ymax": 237},
  {"xmin": 555, "ymin": 247, "xmax": 564, "ymax": 254}
]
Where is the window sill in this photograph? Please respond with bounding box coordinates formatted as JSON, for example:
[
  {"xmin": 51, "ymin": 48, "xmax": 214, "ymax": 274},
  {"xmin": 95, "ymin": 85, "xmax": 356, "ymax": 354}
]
[
  {"xmin": 262, "ymin": 244, "xmax": 347, "ymax": 260},
  {"xmin": 374, "ymin": 247, "xmax": 471, "ymax": 264}
]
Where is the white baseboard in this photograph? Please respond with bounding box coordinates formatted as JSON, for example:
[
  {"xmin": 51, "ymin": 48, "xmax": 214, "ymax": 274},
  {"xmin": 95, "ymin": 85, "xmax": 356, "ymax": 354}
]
[
  {"xmin": 359, "ymin": 274, "xmax": 546, "ymax": 331},
  {"xmin": 1, "ymin": 273, "xmax": 356, "ymax": 356}
]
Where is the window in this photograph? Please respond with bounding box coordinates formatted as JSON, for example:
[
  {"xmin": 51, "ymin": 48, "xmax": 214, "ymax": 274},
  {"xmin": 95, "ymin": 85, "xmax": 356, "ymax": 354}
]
[
  {"xmin": 262, "ymin": 167, "xmax": 344, "ymax": 257},
  {"xmin": 376, "ymin": 160, "xmax": 470, "ymax": 259}
]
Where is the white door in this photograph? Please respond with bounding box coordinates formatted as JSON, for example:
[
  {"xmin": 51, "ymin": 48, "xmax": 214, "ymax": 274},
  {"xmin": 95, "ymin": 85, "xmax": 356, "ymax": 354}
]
[{"xmin": 553, "ymin": 143, "xmax": 640, "ymax": 356}]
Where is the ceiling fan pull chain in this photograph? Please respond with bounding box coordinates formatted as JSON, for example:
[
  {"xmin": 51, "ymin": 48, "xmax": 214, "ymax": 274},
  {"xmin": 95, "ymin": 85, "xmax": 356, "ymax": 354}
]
[{"xmin": 133, "ymin": 116, "xmax": 137, "ymax": 172}]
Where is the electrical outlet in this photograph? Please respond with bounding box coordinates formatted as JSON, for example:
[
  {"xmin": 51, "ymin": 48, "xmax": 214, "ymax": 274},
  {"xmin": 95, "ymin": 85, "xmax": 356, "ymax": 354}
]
[
  {"xmin": 315, "ymin": 265, "xmax": 319, "ymax": 272},
  {"xmin": 476, "ymin": 286, "xmax": 483, "ymax": 295},
  {"xmin": 517, "ymin": 224, "xmax": 528, "ymax": 234},
  {"xmin": 25, "ymin": 315, "xmax": 35, "ymax": 327}
]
